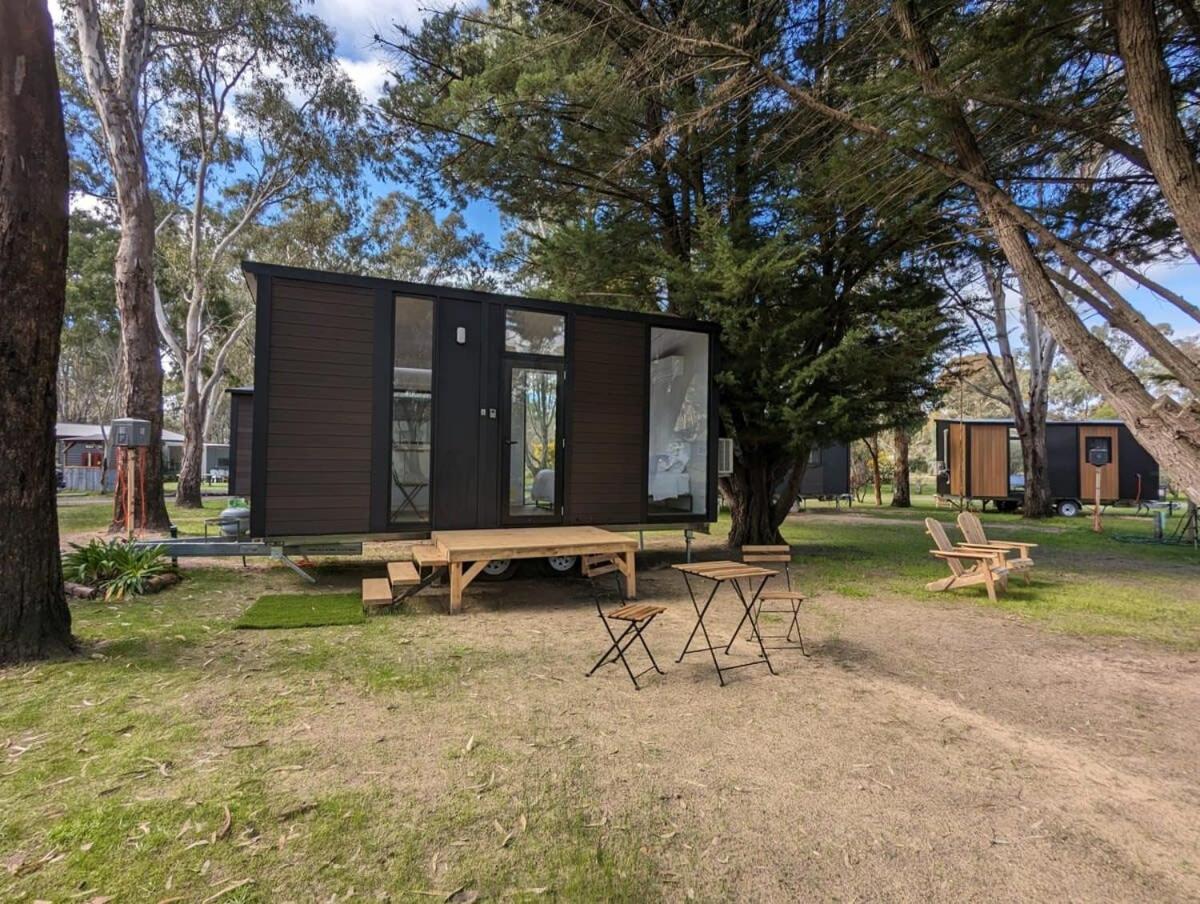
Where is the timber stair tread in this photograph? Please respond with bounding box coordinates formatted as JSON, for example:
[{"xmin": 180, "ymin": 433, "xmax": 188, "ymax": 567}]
[
  {"xmin": 361, "ymin": 578, "xmax": 394, "ymax": 610},
  {"xmin": 387, "ymin": 561, "xmax": 420, "ymax": 586}
]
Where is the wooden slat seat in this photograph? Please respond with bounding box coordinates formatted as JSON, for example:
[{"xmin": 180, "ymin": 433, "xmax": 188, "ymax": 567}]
[
  {"xmin": 361, "ymin": 577, "xmax": 393, "ymax": 610},
  {"xmin": 925, "ymin": 518, "xmax": 1009, "ymax": 602},
  {"xmin": 609, "ymin": 603, "xmax": 667, "ymax": 622},
  {"xmin": 956, "ymin": 512, "xmax": 1036, "ymax": 584},
  {"xmin": 742, "ymin": 544, "xmax": 792, "ymax": 563},
  {"xmin": 734, "ymin": 545, "xmax": 809, "ymax": 654},
  {"xmin": 387, "ymin": 561, "xmax": 420, "ymax": 586}
]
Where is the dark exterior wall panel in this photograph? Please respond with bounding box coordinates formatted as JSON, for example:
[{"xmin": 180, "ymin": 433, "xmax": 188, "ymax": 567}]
[
  {"xmin": 566, "ymin": 316, "xmax": 646, "ymax": 524},
  {"xmin": 264, "ymin": 278, "xmax": 374, "ymax": 535},
  {"xmin": 1119, "ymin": 425, "xmax": 1159, "ymax": 501},
  {"xmin": 229, "ymin": 393, "xmax": 253, "ymax": 497}
]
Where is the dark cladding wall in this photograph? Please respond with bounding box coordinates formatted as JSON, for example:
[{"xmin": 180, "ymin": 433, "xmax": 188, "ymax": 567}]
[
  {"xmin": 264, "ymin": 278, "xmax": 374, "ymax": 535},
  {"xmin": 566, "ymin": 315, "xmax": 647, "ymax": 523},
  {"xmin": 230, "ymin": 393, "xmax": 253, "ymax": 497}
]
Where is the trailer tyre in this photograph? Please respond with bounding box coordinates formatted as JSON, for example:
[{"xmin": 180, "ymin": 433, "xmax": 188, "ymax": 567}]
[
  {"xmin": 478, "ymin": 559, "xmax": 518, "ymax": 581},
  {"xmin": 1057, "ymin": 499, "xmax": 1081, "ymax": 518},
  {"xmin": 542, "ymin": 555, "xmax": 579, "ymax": 576}
]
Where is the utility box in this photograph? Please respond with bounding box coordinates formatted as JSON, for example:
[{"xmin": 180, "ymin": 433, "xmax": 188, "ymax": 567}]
[
  {"xmin": 1086, "ymin": 438, "xmax": 1111, "ymax": 468},
  {"xmin": 111, "ymin": 418, "xmax": 152, "ymax": 448}
]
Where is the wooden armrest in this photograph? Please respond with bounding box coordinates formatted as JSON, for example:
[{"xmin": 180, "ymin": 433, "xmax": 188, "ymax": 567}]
[
  {"xmin": 932, "ymin": 549, "xmax": 1002, "ymax": 561},
  {"xmin": 980, "ymin": 540, "xmax": 1037, "ymax": 550}
]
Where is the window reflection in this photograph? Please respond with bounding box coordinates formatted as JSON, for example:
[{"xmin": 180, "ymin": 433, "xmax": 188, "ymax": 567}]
[
  {"xmin": 648, "ymin": 328, "xmax": 708, "ymax": 516},
  {"xmin": 505, "ymin": 309, "xmax": 564, "ymax": 355},
  {"xmin": 391, "ymin": 297, "xmax": 433, "ymax": 524}
]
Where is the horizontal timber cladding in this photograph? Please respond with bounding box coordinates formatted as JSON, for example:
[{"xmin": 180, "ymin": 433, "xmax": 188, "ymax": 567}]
[
  {"xmin": 264, "ymin": 278, "xmax": 374, "ymax": 535},
  {"xmin": 1078, "ymin": 424, "xmax": 1120, "ymax": 501},
  {"xmin": 230, "ymin": 393, "xmax": 253, "ymax": 497},
  {"xmin": 566, "ymin": 316, "xmax": 647, "ymax": 523}
]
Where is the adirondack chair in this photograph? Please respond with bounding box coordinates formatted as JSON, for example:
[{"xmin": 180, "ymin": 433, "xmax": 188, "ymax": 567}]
[
  {"xmin": 924, "ymin": 518, "xmax": 1009, "ymax": 603},
  {"xmin": 956, "ymin": 512, "xmax": 1036, "ymax": 584}
]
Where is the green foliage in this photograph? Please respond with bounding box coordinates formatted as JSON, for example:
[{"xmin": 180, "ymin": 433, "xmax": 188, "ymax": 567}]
[
  {"xmin": 59, "ymin": 209, "xmax": 122, "ymax": 422},
  {"xmin": 378, "ymin": 1, "xmax": 952, "ymax": 541},
  {"xmin": 62, "ymin": 539, "xmax": 172, "ymax": 600}
]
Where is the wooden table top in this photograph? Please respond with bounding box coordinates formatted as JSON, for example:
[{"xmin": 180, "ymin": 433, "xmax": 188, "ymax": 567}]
[
  {"xmin": 672, "ymin": 560, "xmax": 777, "ymax": 580},
  {"xmin": 430, "ymin": 525, "xmax": 636, "ymax": 562}
]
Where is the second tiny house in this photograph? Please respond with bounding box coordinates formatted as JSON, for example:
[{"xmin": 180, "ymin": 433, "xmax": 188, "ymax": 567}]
[{"xmin": 934, "ymin": 418, "xmax": 1161, "ymax": 516}]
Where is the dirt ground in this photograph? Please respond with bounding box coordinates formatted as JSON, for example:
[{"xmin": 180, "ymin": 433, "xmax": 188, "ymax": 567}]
[{"xmin": 170, "ymin": 526, "xmax": 1200, "ymax": 903}]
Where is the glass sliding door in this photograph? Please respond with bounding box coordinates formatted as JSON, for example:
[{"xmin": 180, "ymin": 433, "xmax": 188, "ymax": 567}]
[
  {"xmin": 390, "ymin": 296, "xmax": 434, "ymax": 525},
  {"xmin": 504, "ymin": 363, "xmax": 562, "ymax": 521}
]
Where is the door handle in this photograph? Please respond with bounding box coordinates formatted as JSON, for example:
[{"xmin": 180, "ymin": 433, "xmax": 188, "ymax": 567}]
[{"xmin": 506, "ymin": 440, "xmax": 519, "ymax": 446}]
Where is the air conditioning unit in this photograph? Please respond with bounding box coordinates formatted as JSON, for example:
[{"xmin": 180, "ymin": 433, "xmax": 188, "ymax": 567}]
[{"xmin": 717, "ymin": 438, "xmax": 734, "ymax": 476}]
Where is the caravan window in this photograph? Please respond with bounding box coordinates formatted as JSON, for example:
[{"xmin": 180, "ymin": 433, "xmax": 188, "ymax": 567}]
[
  {"xmin": 391, "ymin": 297, "xmax": 434, "ymax": 524},
  {"xmin": 648, "ymin": 328, "xmax": 709, "ymax": 516},
  {"xmin": 1008, "ymin": 429, "xmax": 1023, "ymax": 494}
]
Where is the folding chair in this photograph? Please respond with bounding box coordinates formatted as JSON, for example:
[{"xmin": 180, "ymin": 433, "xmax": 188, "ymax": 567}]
[
  {"xmin": 582, "ymin": 553, "xmax": 666, "ymax": 690},
  {"xmin": 734, "ymin": 545, "xmax": 809, "ymax": 655}
]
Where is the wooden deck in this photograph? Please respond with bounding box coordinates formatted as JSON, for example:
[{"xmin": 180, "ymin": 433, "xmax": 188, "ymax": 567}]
[{"xmin": 429, "ymin": 526, "xmax": 637, "ymax": 613}]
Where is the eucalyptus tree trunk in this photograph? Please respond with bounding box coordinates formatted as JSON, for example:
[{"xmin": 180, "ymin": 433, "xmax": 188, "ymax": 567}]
[
  {"xmin": 891, "ymin": 429, "xmax": 911, "ymax": 507},
  {"xmin": 0, "ymin": 0, "xmax": 75, "ymax": 663},
  {"xmin": 979, "ymin": 262, "xmax": 1057, "ymax": 517},
  {"xmin": 73, "ymin": 0, "xmax": 170, "ymax": 530}
]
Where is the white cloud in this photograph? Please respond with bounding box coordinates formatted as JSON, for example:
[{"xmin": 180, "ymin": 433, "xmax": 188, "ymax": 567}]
[
  {"xmin": 338, "ymin": 56, "xmax": 391, "ymax": 104},
  {"xmin": 69, "ymin": 192, "xmax": 114, "ymax": 218},
  {"xmin": 310, "ymin": 0, "xmax": 442, "ymax": 59}
]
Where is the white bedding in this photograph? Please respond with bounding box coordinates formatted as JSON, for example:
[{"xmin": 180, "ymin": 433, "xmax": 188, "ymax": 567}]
[{"xmin": 649, "ymin": 471, "xmax": 690, "ymax": 502}]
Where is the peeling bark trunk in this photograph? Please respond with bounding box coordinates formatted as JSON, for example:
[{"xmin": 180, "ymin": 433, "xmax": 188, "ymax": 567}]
[
  {"xmin": 175, "ymin": 369, "xmax": 205, "ymax": 508},
  {"xmin": 891, "ymin": 429, "xmax": 911, "ymax": 507},
  {"xmin": 1113, "ymin": 0, "xmax": 1200, "ymax": 266},
  {"xmin": 73, "ymin": 0, "xmax": 170, "ymax": 531},
  {"xmin": 0, "ymin": 0, "xmax": 75, "ymax": 663}
]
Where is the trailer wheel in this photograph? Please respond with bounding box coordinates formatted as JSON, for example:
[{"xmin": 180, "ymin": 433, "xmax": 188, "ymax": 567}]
[
  {"xmin": 478, "ymin": 559, "xmax": 518, "ymax": 581},
  {"xmin": 1057, "ymin": 499, "xmax": 1081, "ymax": 517},
  {"xmin": 542, "ymin": 555, "xmax": 579, "ymax": 576}
]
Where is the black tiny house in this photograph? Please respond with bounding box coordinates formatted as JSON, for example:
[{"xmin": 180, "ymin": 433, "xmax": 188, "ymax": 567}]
[
  {"xmin": 798, "ymin": 442, "xmax": 851, "ymax": 499},
  {"xmin": 934, "ymin": 418, "xmax": 1160, "ymax": 515},
  {"xmin": 232, "ymin": 262, "xmax": 720, "ymax": 540}
]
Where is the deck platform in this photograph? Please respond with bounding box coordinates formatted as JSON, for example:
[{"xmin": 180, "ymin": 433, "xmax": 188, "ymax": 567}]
[{"xmin": 429, "ymin": 526, "xmax": 637, "ymax": 613}]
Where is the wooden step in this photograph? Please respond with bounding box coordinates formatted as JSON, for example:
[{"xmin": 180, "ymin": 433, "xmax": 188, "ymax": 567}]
[
  {"xmin": 361, "ymin": 578, "xmax": 393, "ymax": 609},
  {"xmin": 387, "ymin": 561, "xmax": 420, "ymax": 587},
  {"xmin": 411, "ymin": 543, "xmax": 448, "ymax": 568}
]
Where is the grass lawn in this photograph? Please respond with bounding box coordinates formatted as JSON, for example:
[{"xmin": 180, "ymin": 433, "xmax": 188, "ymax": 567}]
[
  {"xmin": 57, "ymin": 494, "xmax": 233, "ymax": 539},
  {"xmin": 776, "ymin": 499, "xmax": 1199, "ymax": 648},
  {"xmin": 7, "ymin": 506, "xmax": 1199, "ymax": 900},
  {"xmin": 235, "ymin": 592, "xmax": 365, "ymax": 629}
]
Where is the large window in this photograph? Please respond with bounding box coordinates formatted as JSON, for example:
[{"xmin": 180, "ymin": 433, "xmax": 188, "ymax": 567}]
[
  {"xmin": 506, "ymin": 309, "xmax": 565, "ymax": 355},
  {"xmin": 648, "ymin": 328, "xmax": 709, "ymax": 516},
  {"xmin": 391, "ymin": 297, "xmax": 434, "ymax": 524}
]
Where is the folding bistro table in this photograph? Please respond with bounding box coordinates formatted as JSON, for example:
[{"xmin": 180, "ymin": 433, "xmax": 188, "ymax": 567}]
[{"xmin": 672, "ymin": 561, "xmax": 778, "ymax": 686}]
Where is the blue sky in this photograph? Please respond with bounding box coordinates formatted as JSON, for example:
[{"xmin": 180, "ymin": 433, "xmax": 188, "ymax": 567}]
[{"xmin": 307, "ymin": 0, "xmax": 506, "ymax": 246}]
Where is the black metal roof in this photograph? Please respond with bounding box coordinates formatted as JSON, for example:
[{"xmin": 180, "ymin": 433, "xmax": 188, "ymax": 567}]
[{"xmin": 240, "ymin": 260, "xmax": 720, "ymax": 334}]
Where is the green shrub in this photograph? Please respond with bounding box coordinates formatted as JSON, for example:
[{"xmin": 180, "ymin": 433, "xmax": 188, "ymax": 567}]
[{"xmin": 62, "ymin": 539, "xmax": 173, "ymax": 600}]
